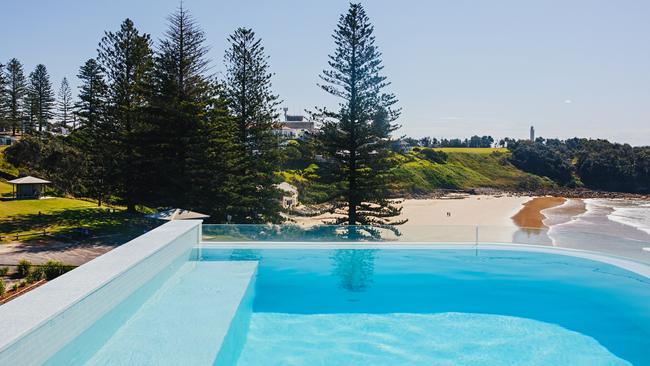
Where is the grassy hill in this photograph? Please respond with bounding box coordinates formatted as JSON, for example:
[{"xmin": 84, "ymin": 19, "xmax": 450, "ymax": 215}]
[
  {"xmin": 394, "ymin": 148, "xmax": 553, "ymax": 194},
  {"xmin": 281, "ymin": 147, "xmax": 554, "ymax": 202}
]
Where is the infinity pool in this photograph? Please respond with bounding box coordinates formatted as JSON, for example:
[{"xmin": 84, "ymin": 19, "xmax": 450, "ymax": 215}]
[{"xmin": 47, "ymin": 248, "xmax": 650, "ymax": 365}]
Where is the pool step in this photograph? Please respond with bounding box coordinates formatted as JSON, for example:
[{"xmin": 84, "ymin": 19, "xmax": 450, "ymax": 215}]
[{"xmin": 83, "ymin": 261, "xmax": 257, "ymax": 366}]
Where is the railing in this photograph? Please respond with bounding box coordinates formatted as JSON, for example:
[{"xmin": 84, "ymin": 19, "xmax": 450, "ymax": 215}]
[{"xmin": 201, "ymin": 224, "xmax": 650, "ymax": 264}]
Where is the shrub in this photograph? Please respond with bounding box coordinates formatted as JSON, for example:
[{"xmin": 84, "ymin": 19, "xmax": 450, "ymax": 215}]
[
  {"xmin": 16, "ymin": 259, "xmax": 32, "ymax": 278},
  {"xmin": 26, "ymin": 267, "xmax": 43, "ymax": 282},
  {"xmin": 0, "ymin": 279, "xmax": 5, "ymax": 296},
  {"xmin": 42, "ymin": 260, "xmax": 71, "ymax": 280},
  {"xmin": 0, "ymin": 267, "xmax": 9, "ymax": 276},
  {"xmin": 419, "ymin": 149, "xmax": 448, "ymax": 164}
]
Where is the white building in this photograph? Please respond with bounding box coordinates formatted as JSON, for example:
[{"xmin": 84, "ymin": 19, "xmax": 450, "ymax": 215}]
[{"xmin": 276, "ymin": 108, "xmax": 316, "ymax": 139}]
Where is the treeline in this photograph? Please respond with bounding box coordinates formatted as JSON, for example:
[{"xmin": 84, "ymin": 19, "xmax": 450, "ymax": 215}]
[
  {"xmin": 2, "ymin": 7, "xmax": 283, "ymax": 223},
  {"xmin": 508, "ymin": 138, "xmax": 650, "ymax": 193},
  {"xmin": 405, "ymin": 135, "xmax": 495, "ymax": 148},
  {"xmin": 2, "ymin": 3, "xmax": 405, "ymax": 228}
]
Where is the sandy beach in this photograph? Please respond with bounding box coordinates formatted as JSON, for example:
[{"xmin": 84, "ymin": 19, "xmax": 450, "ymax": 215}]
[{"xmin": 291, "ymin": 195, "xmax": 532, "ymax": 242}]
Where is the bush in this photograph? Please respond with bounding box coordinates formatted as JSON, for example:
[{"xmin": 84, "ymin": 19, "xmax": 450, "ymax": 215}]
[
  {"xmin": 42, "ymin": 260, "xmax": 71, "ymax": 280},
  {"xmin": 16, "ymin": 259, "xmax": 32, "ymax": 278},
  {"xmin": 419, "ymin": 149, "xmax": 448, "ymax": 164},
  {"xmin": 0, "ymin": 267, "xmax": 8, "ymax": 276},
  {"xmin": 0, "ymin": 279, "xmax": 5, "ymax": 296},
  {"xmin": 26, "ymin": 267, "xmax": 43, "ymax": 282}
]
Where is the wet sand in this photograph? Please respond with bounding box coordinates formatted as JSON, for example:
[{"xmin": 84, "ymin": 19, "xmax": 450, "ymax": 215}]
[{"xmin": 511, "ymin": 197, "xmax": 566, "ymax": 229}]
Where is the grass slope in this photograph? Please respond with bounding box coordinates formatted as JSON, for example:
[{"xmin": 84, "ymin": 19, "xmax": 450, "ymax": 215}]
[
  {"xmin": 394, "ymin": 149, "xmax": 553, "ymax": 194},
  {"xmin": 434, "ymin": 147, "xmax": 508, "ymax": 154}
]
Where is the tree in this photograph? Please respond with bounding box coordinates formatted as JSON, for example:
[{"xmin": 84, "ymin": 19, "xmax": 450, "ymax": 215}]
[
  {"xmin": 57, "ymin": 77, "xmax": 74, "ymax": 132},
  {"xmin": 509, "ymin": 140, "xmax": 573, "ymax": 184},
  {"xmin": 0, "ymin": 63, "xmax": 8, "ymax": 131},
  {"xmin": 147, "ymin": 4, "xmax": 214, "ymax": 208},
  {"xmin": 314, "ymin": 3, "xmax": 404, "ymax": 229},
  {"xmin": 224, "ymin": 27, "xmax": 283, "ymax": 223},
  {"xmin": 98, "ymin": 18, "xmax": 154, "ymax": 212},
  {"xmin": 5, "ymin": 58, "xmax": 27, "ymax": 135},
  {"xmin": 27, "ymin": 64, "xmax": 55, "ymax": 133},
  {"xmin": 75, "ymin": 59, "xmax": 108, "ymax": 130},
  {"xmin": 72, "ymin": 58, "xmax": 110, "ymax": 206}
]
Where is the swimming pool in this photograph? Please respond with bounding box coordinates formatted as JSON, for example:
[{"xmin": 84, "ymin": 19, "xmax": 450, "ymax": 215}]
[{"xmin": 1, "ymin": 222, "xmax": 649, "ymax": 365}]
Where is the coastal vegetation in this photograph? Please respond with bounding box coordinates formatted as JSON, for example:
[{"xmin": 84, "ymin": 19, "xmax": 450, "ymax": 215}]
[{"xmin": 508, "ymin": 138, "xmax": 650, "ymax": 193}]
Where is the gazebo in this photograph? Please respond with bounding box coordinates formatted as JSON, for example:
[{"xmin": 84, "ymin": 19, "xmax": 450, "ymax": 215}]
[{"xmin": 7, "ymin": 176, "xmax": 51, "ymax": 199}]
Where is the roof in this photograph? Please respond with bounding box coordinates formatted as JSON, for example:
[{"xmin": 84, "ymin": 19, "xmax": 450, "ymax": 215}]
[
  {"xmin": 282, "ymin": 121, "xmax": 315, "ymax": 130},
  {"xmin": 277, "ymin": 182, "xmax": 298, "ymax": 194},
  {"xmin": 7, "ymin": 176, "xmax": 51, "ymax": 185},
  {"xmin": 147, "ymin": 208, "xmax": 210, "ymax": 221}
]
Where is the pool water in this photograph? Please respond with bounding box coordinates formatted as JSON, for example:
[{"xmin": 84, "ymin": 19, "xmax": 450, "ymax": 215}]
[{"xmin": 49, "ymin": 249, "xmax": 650, "ymax": 365}]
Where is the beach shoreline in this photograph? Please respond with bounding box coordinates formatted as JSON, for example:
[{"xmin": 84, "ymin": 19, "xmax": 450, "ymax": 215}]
[{"xmin": 511, "ymin": 196, "xmax": 567, "ymax": 229}]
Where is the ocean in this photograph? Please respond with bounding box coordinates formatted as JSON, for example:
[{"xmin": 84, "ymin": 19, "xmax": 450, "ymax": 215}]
[{"xmin": 540, "ymin": 199, "xmax": 650, "ymax": 262}]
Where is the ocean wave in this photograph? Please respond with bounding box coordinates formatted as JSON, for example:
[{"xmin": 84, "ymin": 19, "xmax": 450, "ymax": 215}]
[
  {"xmin": 543, "ymin": 198, "xmax": 650, "ymax": 251},
  {"xmin": 608, "ymin": 206, "xmax": 650, "ymax": 235}
]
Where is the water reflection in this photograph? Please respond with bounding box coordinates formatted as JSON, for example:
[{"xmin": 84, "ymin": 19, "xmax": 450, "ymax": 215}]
[
  {"xmin": 202, "ymin": 224, "xmax": 394, "ymax": 242},
  {"xmin": 331, "ymin": 249, "xmax": 377, "ymax": 292}
]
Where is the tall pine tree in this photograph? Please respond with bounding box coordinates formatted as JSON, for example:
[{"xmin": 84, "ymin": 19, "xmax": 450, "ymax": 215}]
[
  {"xmin": 98, "ymin": 18, "xmax": 154, "ymax": 212},
  {"xmin": 148, "ymin": 4, "xmax": 212, "ymax": 207},
  {"xmin": 224, "ymin": 27, "xmax": 283, "ymax": 223},
  {"xmin": 27, "ymin": 64, "xmax": 55, "ymax": 134},
  {"xmin": 0, "ymin": 63, "xmax": 8, "ymax": 131},
  {"xmin": 6, "ymin": 58, "xmax": 27, "ymax": 136},
  {"xmin": 73, "ymin": 58, "xmax": 111, "ymax": 206},
  {"xmin": 147, "ymin": 6, "xmax": 243, "ymax": 220},
  {"xmin": 315, "ymin": 3, "xmax": 404, "ymax": 229},
  {"xmin": 57, "ymin": 77, "xmax": 74, "ymax": 132}
]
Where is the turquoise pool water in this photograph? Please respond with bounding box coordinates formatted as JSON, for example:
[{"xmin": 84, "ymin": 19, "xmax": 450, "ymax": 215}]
[{"xmin": 48, "ymin": 249, "xmax": 650, "ymax": 365}]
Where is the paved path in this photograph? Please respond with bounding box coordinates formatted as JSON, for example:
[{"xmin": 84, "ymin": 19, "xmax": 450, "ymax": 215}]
[{"xmin": 0, "ymin": 238, "xmax": 119, "ymax": 266}]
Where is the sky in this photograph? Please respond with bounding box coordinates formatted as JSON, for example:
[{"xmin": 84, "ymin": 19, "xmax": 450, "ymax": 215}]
[{"xmin": 2, "ymin": 0, "xmax": 649, "ymax": 145}]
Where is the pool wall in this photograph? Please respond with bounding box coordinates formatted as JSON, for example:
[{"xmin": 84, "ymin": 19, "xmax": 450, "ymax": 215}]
[{"xmin": 0, "ymin": 220, "xmax": 201, "ymax": 366}]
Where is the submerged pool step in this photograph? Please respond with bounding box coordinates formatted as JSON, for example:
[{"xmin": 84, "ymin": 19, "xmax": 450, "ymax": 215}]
[{"xmin": 80, "ymin": 261, "xmax": 257, "ymax": 366}]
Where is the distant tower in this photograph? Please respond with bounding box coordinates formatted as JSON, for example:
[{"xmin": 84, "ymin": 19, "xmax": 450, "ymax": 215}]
[
  {"xmin": 530, "ymin": 126, "xmax": 535, "ymax": 141},
  {"xmin": 283, "ymin": 107, "xmax": 289, "ymax": 121}
]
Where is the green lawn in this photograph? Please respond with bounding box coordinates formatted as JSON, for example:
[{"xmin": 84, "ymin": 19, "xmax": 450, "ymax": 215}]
[
  {"xmin": 434, "ymin": 147, "xmax": 508, "ymax": 154},
  {"xmin": 0, "ymin": 197, "xmax": 157, "ymax": 243},
  {"xmin": 0, "ymin": 180, "xmax": 12, "ymax": 198},
  {"xmin": 0, "ymin": 197, "xmax": 98, "ymax": 219}
]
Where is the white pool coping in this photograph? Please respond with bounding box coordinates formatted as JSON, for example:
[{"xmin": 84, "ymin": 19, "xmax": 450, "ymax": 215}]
[{"xmin": 199, "ymin": 241, "xmax": 650, "ymax": 280}]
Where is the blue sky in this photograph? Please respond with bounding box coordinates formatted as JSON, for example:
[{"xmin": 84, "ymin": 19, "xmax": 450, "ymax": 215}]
[{"xmin": 2, "ymin": 0, "xmax": 649, "ymax": 145}]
